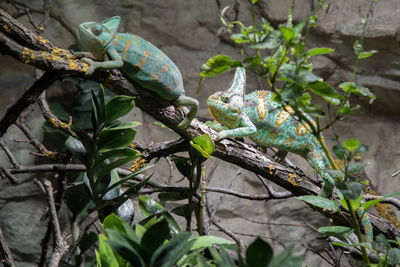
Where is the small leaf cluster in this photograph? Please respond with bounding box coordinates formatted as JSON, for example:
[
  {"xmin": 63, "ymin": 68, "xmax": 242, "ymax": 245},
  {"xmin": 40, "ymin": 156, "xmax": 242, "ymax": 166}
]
[{"xmin": 96, "ymin": 197, "xmax": 302, "ymax": 267}]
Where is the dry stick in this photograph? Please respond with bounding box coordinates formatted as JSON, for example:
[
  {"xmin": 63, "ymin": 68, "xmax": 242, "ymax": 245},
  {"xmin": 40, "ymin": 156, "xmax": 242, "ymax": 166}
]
[
  {"xmin": 206, "ymin": 186, "xmax": 292, "ymax": 200},
  {"xmin": 43, "ymin": 180, "xmax": 69, "ymax": 267},
  {"xmin": 0, "ymin": 226, "xmax": 15, "ymax": 267},
  {"xmin": 256, "ymin": 174, "xmax": 293, "ymax": 199},
  {"xmin": 0, "ymin": 10, "xmax": 398, "ymax": 240},
  {"xmin": 0, "ymin": 71, "xmax": 59, "ymax": 138},
  {"xmin": 0, "ymin": 139, "xmax": 20, "ymax": 168},
  {"xmin": 0, "ymin": 167, "xmax": 18, "ymax": 184}
]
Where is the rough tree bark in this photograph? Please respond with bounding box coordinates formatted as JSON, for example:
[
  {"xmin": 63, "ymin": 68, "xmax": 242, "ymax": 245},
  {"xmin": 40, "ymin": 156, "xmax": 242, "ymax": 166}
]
[{"xmin": 0, "ymin": 8, "xmax": 399, "ymax": 241}]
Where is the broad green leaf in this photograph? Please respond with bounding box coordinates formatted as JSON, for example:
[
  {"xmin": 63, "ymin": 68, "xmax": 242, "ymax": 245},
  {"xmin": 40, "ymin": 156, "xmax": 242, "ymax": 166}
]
[
  {"xmin": 280, "ymin": 26, "xmax": 295, "ymax": 43},
  {"xmin": 98, "ymin": 85, "xmax": 107, "ymax": 124},
  {"xmin": 170, "ymin": 155, "xmax": 191, "ymax": 178},
  {"xmin": 269, "ymin": 244, "xmax": 302, "ymax": 267},
  {"xmin": 361, "ymin": 192, "xmax": 400, "ymax": 211},
  {"xmin": 336, "ymin": 181, "xmax": 363, "ymax": 200},
  {"xmin": 249, "ymin": 0, "xmax": 259, "ymax": 3},
  {"xmin": 106, "ymin": 95, "xmax": 135, "ymax": 123},
  {"xmin": 201, "ymin": 55, "xmax": 242, "ymax": 77},
  {"xmin": 249, "ymin": 31, "xmax": 281, "ymax": 50},
  {"xmin": 373, "ymin": 234, "xmax": 390, "ymax": 251},
  {"xmin": 141, "ymin": 220, "xmax": 170, "ymax": 257},
  {"xmin": 95, "ymin": 148, "xmax": 140, "ymax": 166},
  {"xmin": 388, "ymin": 248, "xmax": 400, "ymax": 264},
  {"xmin": 96, "ymin": 156, "xmax": 137, "ymax": 184},
  {"xmin": 97, "ymin": 128, "xmax": 136, "ymax": 150},
  {"xmin": 342, "ymin": 139, "xmax": 360, "ymax": 152},
  {"xmin": 149, "ymin": 232, "xmax": 193, "ymax": 267},
  {"xmin": 299, "ymin": 69, "xmax": 322, "ymax": 83},
  {"xmin": 231, "ymin": 33, "xmax": 250, "ymax": 44},
  {"xmin": 339, "ymin": 82, "xmax": 376, "ymax": 100},
  {"xmin": 189, "ymin": 236, "xmax": 235, "ymax": 250},
  {"xmin": 307, "ymin": 47, "xmax": 335, "ymax": 57},
  {"xmin": 192, "ymin": 134, "xmax": 215, "ymax": 155},
  {"xmin": 106, "ymin": 229, "xmax": 145, "ymax": 267},
  {"xmin": 296, "ymin": 196, "xmax": 339, "ymax": 211},
  {"xmin": 246, "ymin": 238, "xmax": 273, "ymax": 267},
  {"xmin": 209, "ymin": 247, "xmax": 235, "ymax": 267},
  {"xmin": 97, "ymin": 234, "xmax": 119, "ymax": 267},
  {"xmin": 103, "ymin": 213, "xmax": 137, "ymax": 241},
  {"xmin": 308, "ymin": 81, "xmax": 341, "ymax": 105},
  {"xmin": 318, "ymin": 226, "xmax": 353, "ymax": 238},
  {"xmin": 346, "ymin": 162, "xmax": 367, "ymax": 175},
  {"xmin": 324, "ymin": 170, "xmax": 344, "ymax": 180},
  {"xmin": 139, "ymin": 195, "xmax": 181, "ymax": 234},
  {"xmin": 79, "ymin": 231, "xmax": 98, "ymax": 255}
]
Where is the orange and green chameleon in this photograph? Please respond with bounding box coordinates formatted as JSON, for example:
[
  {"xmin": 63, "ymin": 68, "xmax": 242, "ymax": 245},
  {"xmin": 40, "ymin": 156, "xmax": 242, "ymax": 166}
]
[{"xmin": 77, "ymin": 16, "xmax": 198, "ymax": 128}]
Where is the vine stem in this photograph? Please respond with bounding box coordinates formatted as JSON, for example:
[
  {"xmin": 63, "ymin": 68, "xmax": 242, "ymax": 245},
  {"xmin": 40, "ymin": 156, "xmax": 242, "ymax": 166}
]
[{"xmin": 199, "ymin": 166, "xmax": 206, "ymax": 236}]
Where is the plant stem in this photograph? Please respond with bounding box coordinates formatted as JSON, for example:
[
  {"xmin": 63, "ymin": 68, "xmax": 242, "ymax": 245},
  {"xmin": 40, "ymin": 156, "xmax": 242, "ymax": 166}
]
[
  {"xmin": 345, "ymin": 199, "xmax": 370, "ymax": 265},
  {"xmin": 199, "ymin": 166, "xmax": 206, "ymax": 236}
]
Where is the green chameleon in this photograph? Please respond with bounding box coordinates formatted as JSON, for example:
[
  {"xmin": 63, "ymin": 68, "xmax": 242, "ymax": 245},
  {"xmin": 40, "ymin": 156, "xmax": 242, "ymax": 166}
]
[
  {"xmin": 207, "ymin": 67, "xmax": 335, "ymax": 196},
  {"xmin": 77, "ymin": 16, "xmax": 198, "ymax": 128},
  {"xmin": 208, "ymin": 67, "xmax": 374, "ymax": 242}
]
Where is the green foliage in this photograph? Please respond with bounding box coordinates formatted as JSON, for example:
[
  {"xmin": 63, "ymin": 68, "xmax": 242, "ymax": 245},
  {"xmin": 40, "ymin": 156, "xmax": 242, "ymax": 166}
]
[{"xmin": 296, "ymin": 196, "xmax": 339, "ymax": 211}]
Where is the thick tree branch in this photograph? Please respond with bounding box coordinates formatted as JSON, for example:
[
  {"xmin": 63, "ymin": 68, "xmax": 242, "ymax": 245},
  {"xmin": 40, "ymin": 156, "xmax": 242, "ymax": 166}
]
[{"xmin": 0, "ymin": 9, "xmax": 399, "ymax": 240}]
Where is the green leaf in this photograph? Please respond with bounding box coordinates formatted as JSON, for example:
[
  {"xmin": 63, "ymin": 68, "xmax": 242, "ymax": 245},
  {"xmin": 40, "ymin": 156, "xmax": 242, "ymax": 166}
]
[
  {"xmin": 373, "ymin": 234, "xmax": 390, "ymax": 251},
  {"xmin": 342, "ymin": 138, "xmax": 360, "ymax": 152},
  {"xmin": 201, "ymin": 55, "xmax": 242, "ymax": 77},
  {"xmin": 158, "ymin": 192, "xmax": 189, "ymax": 203},
  {"xmin": 105, "ymin": 229, "xmax": 145, "ymax": 267},
  {"xmin": 192, "ymin": 134, "xmax": 215, "ymax": 156},
  {"xmin": 318, "ymin": 226, "xmax": 354, "ymax": 238},
  {"xmin": 105, "ymin": 121, "xmax": 141, "ymax": 131},
  {"xmin": 209, "ymin": 247, "xmax": 236, "ymax": 267},
  {"xmin": 149, "ymin": 232, "xmax": 193, "ymax": 267},
  {"xmin": 97, "ymin": 128, "xmax": 136, "ymax": 150},
  {"xmin": 141, "ymin": 220, "xmax": 170, "ymax": 257},
  {"xmin": 79, "ymin": 231, "xmax": 98, "ymax": 255},
  {"xmin": 106, "ymin": 95, "xmax": 135, "ymax": 123},
  {"xmin": 249, "ymin": 31, "xmax": 281, "ymax": 50},
  {"xmin": 308, "ymin": 81, "xmax": 341, "ymax": 105},
  {"xmin": 246, "ymin": 238, "xmax": 273, "ymax": 267},
  {"xmin": 280, "ymin": 26, "xmax": 295, "ymax": 44},
  {"xmin": 170, "ymin": 156, "xmax": 191, "ymax": 178},
  {"xmin": 103, "ymin": 214, "xmax": 138, "ymax": 241},
  {"xmin": 139, "ymin": 195, "xmax": 181, "ymax": 234},
  {"xmin": 346, "ymin": 162, "xmax": 367, "ymax": 175},
  {"xmin": 335, "ymin": 181, "xmax": 363, "ymax": 200},
  {"xmin": 339, "ymin": 82, "xmax": 376, "ymax": 100},
  {"xmin": 296, "ymin": 196, "xmax": 339, "ymax": 211},
  {"xmin": 249, "ymin": 0, "xmax": 259, "ymax": 3},
  {"xmin": 269, "ymin": 244, "xmax": 302, "ymax": 267},
  {"xmin": 361, "ymin": 192, "xmax": 400, "ymax": 211},
  {"xmin": 231, "ymin": 33, "xmax": 250, "ymax": 44},
  {"xmin": 95, "ymin": 148, "xmax": 140, "ymax": 167},
  {"xmin": 97, "ymin": 234, "xmax": 119, "ymax": 267},
  {"xmin": 307, "ymin": 47, "xmax": 335, "ymax": 57},
  {"xmin": 171, "ymin": 203, "xmax": 196, "ymax": 217},
  {"xmin": 189, "ymin": 236, "xmax": 235, "ymax": 250},
  {"xmin": 324, "ymin": 170, "xmax": 344, "ymax": 180},
  {"xmin": 358, "ymin": 50, "xmax": 378, "ymax": 59},
  {"xmin": 388, "ymin": 248, "xmax": 400, "ymax": 264}
]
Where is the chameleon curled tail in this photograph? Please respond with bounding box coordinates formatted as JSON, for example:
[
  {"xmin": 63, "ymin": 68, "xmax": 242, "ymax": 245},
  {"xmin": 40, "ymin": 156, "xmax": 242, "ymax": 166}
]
[{"xmin": 207, "ymin": 67, "xmax": 334, "ymax": 196}]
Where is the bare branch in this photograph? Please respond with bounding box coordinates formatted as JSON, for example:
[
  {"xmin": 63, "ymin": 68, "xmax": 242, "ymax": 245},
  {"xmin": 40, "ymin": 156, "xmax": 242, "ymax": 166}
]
[
  {"xmin": 0, "ymin": 167, "xmax": 19, "ymax": 184},
  {"xmin": 206, "ymin": 186, "xmax": 292, "ymax": 200},
  {"xmin": 134, "ymin": 138, "xmax": 188, "ymax": 161},
  {"xmin": 42, "ymin": 180, "xmax": 69, "ymax": 267},
  {"xmin": 0, "ymin": 226, "xmax": 15, "ymax": 267},
  {"xmin": 0, "ymin": 139, "xmax": 20, "ymax": 168}
]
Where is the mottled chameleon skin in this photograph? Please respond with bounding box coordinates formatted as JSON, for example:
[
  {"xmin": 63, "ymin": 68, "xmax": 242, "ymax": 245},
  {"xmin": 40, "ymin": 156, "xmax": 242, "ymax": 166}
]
[
  {"xmin": 77, "ymin": 16, "xmax": 198, "ymax": 128},
  {"xmin": 208, "ymin": 67, "xmax": 334, "ymax": 196}
]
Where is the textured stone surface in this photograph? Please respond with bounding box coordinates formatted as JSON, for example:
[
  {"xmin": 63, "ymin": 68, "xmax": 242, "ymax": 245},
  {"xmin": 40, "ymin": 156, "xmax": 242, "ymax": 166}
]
[{"xmin": 0, "ymin": 0, "xmax": 399, "ymax": 266}]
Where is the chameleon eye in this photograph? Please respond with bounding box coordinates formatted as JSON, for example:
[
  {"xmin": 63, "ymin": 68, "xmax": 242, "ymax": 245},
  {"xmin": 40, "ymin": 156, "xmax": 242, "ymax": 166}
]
[{"xmin": 91, "ymin": 24, "xmax": 103, "ymax": 36}]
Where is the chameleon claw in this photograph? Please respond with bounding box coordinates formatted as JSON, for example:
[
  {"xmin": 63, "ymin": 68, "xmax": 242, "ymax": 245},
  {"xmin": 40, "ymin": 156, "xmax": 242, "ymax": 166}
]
[{"xmin": 81, "ymin": 58, "xmax": 95, "ymax": 75}]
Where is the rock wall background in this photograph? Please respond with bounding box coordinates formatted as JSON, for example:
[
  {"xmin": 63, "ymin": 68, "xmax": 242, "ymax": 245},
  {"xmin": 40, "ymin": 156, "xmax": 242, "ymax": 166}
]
[{"xmin": 0, "ymin": 0, "xmax": 399, "ymax": 266}]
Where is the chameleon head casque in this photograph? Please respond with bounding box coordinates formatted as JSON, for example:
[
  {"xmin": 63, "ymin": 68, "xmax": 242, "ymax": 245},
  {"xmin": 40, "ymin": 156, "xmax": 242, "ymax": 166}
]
[
  {"xmin": 77, "ymin": 16, "xmax": 199, "ymax": 128},
  {"xmin": 78, "ymin": 16, "xmax": 120, "ymax": 60},
  {"xmin": 208, "ymin": 67, "xmax": 246, "ymax": 128}
]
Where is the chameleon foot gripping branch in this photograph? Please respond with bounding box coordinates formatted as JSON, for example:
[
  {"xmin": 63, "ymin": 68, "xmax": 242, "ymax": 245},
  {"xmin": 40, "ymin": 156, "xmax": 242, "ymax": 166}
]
[
  {"xmin": 207, "ymin": 67, "xmax": 334, "ymax": 196},
  {"xmin": 77, "ymin": 16, "xmax": 198, "ymax": 128}
]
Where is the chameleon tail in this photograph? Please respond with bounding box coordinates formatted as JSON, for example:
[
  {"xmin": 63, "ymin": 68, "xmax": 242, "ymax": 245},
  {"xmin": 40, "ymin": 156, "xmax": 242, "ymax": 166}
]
[
  {"xmin": 356, "ymin": 207, "xmax": 374, "ymax": 243},
  {"xmin": 305, "ymin": 142, "xmax": 335, "ymax": 197},
  {"xmin": 175, "ymin": 95, "xmax": 199, "ymax": 128}
]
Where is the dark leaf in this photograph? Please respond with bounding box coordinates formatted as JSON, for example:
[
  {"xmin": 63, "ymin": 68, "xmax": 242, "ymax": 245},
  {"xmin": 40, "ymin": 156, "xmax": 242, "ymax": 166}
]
[{"xmin": 246, "ymin": 238, "xmax": 273, "ymax": 267}]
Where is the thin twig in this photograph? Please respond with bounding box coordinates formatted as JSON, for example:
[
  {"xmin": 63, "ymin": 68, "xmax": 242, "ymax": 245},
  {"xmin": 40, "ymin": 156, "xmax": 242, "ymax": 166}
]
[
  {"xmin": 43, "ymin": 180, "xmax": 69, "ymax": 267},
  {"xmin": 0, "ymin": 139, "xmax": 20, "ymax": 168},
  {"xmin": 256, "ymin": 174, "xmax": 293, "ymax": 199},
  {"xmin": 0, "ymin": 167, "xmax": 19, "ymax": 184},
  {"xmin": 0, "ymin": 226, "xmax": 15, "ymax": 267},
  {"xmin": 206, "ymin": 186, "xmax": 292, "ymax": 200}
]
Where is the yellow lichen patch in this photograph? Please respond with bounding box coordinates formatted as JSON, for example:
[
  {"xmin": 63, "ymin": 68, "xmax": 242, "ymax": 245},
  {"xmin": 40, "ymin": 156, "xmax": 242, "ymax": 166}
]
[
  {"xmin": 269, "ymin": 164, "xmax": 275, "ymax": 175},
  {"xmin": 288, "ymin": 173, "xmax": 299, "ymax": 186},
  {"xmin": 21, "ymin": 47, "xmax": 35, "ymax": 63},
  {"xmin": 130, "ymin": 158, "xmax": 146, "ymax": 172},
  {"xmin": 38, "ymin": 36, "xmax": 47, "ymax": 44},
  {"xmin": 3, "ymin": 24, "xmax": 10, "ymax": 33}
]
